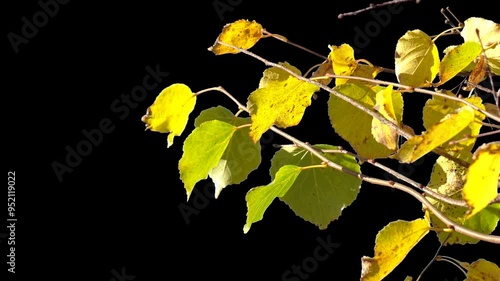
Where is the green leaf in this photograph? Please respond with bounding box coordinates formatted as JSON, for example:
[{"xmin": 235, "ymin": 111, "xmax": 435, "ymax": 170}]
[
  {"xmin": 436, "ymin": 41, "xmax": 483, "ymax": 86},
  {"xmin": 208, "ymin": 19, "xmax": 263, "ymax": 55},
  {"xmin": 194, "ymin": 106, "xmax": 262, "ymax": 198},
  {"xmin": 465, "ymin": 259, "xmax": 500, "ymax": 281},
  {"xmin": 328, "ymin": 83, "xmax": 396, "ymax": 159},
  {"xmin": 423, "ymin": 92, "xmax": 485, "ymax": 152},
  {"xmin": 141, "ymin": 83, "xmax": 196, "ymax": 147},
  {"xmin": 425, "ymin": 155, "xmax": 500, "ymax": 245},
  {"xmin": 244, "ymin": 165, "xmax": 301, "ymax": 233},
  {"xmin": 395, "ymin": 106, "xmax": 475, "ymax": 163},
  {"xmin": 463, "ymin": 142, "xmax": 500, "ymax": 218},
  {"xmin": 395, "ymin": 29, "xmax": 440, "ymax": 87},
  {"xmin": 179, "ymin": 120, "xmax": 235, "ymax": 200},
  {"xmin": 371, "ymin": 85, "xmax": 404, "ymax": 150},
  {"xmin": 361, "ymin": 218, "xmax": 430, "ymax": 281},
  {"xmin": 270, "ymin": 144, "xmax": 362, "ymax": 229},
  {"xmin": 247, "ymin": 62, "xmax": 320, "ymax": 142}
]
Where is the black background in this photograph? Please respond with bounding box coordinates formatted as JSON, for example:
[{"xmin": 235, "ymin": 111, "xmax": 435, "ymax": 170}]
[{"xmin": 4, "ymin": 0, "xmax": 499, "ymax": 280}]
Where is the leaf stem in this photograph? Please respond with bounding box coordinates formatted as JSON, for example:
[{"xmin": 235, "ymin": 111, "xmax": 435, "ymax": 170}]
[
  {"xmin": 435, "ymin": 255, "xmax": 468, "ymax": 277},
  {"xmin": 300, "ymin": 164, "xmax": 328, "ymax": 171},
  {"xmin": 415, "ymin": 233, "xmax": 451, "ymax": 281}
]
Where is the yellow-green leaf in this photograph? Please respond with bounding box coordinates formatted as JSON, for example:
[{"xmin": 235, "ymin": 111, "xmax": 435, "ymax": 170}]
[
  {"xmin": 461, "ymin": 17, "xmax": 500, "ymax": 47},
  {"xmin": 247, "ymin": 62, "xmax": 320, "ymax": 142},
  {"xmin": 328, "ymin": 83, "xmax": 396, "ymax": 159},
  {"xmin": 360, "ymin": 218, "xmax": 430, "ymax": 281},
  {"xmin": 463, "ymin": 142, "xmax": 500, "ymax": 218},
  {"xmin": 371, "ymin": 85, "xmax": 403, "ymax": 150},
  {"xmin": 425, "ymin": 155, "xmax": 500, "ymax": 245},
  {"xmin": 465, "ymin": 259, "xmax": 500, "ymax": 281},
  {"xmin": 423, "ymin": 92, "xmax": 485, "ymax": 152},
  {"xmin": 208, "ymin": 19, "xmax": 263, "ymax": 55},
  {"xmin": 179, "ymin": 120, "xmax": 235, "ymax": 200},
  {"xmin": 436, "ymin": 41, "xmax": 483, "ymax": 86},
  {"xmin": 244, "ymin": 165, "xmax": 301, "ymax": 233},
  {"xmin": 141, "ymin": 83, "xmax": 196, "ymax": 147},
  {"xmin": 395, "ymin": 29, "xmax": 440, "ymax": 87},
  {"xmin": 395, "ymin": 106, "xmax": 475, "ymax": 163}
]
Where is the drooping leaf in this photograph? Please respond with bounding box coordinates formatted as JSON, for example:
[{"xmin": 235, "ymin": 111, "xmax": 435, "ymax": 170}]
[
  {"xmin": 244, "ymin": 165, "xmax": 301, "ymax": 233},
  {"xmin": 464, "ymin": 259, "xmax": 500, "ymax": 281},
  {"xmin": 194, "ymin": 106, "xmax": 261, "ymax": 198},
  {"xmin": 464, "ymin": 55, "xmax": 488, "ymax": 91},
  {"xmin": 461, "ymin": 17, "xmax": 500, "ymax": 47},
  {"xmin": 179, "ymin": 120, "xmax": 235, "ymax": 200},
  {"xmin": 463, "ymin": 142, "xmax": 500, "ymax": 218},
  {"xmin": 395, "ymin": 106, "xmax": 475, "ymax": 163},
  {"xmin": 395, "ymin": 29, "xmax": 440, "ymax": 87},
  {"xmin": 247, "ymin": 62, "xmax": 320, "ymax": 142},
  {"xmin": 328, "ymin": 83, "xmax": 397, "ymax": 159},
  {"xmin": 270, "ymin": 144, "xmax": 362, "ymax": 229},
  {"xmin": 371, "ymin": 85, "xmax": 404, "ymax": 150},
  {"xmin": 208, "ymin": 19, "xmax": 263, "ymax": 55},
  {"xmin": 425, "ymin": 155, "xmax": 500, "ymax": 245},
  {"xmin": 436, "ymin": 41, "xmax": 483, "ymax": 86},
  {"xmin": 423, "ymin": 92, "xmax": 485, "ymax": 152},
  {"xmin": 141, "ymin": 83, "xmax": 196, "ymax": 147},
  {"xmin": 360, "ymin": 218, "xmax": 430, "ymax": 281}
]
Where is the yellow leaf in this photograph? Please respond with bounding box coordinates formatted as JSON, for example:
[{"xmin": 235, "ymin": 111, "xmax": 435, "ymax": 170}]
[
  {"xmin": 465, "ymin": 259, "xmax": 500, "ymax": 281},
  {"xmin": 461, "ymin": 17, "xmax": 500, "ymax": 48},
  {"xmin": 208, "ymin": 19, "xmax": 263, "ymax": 55},
  {"xmin": 141, "ymin": 83, "xmax": 196, "ymax": 147},
  {"xmin": 395, "ymin": 30, "xmax": 440, "ymax": 87},
  {"xmin": 360, "ymin": 218, "xmax": 430, "ymax": 281},
  {"xmin": 328, "ymin": 44, "xmax": 382, "ymax": 85},
  {"xmin": 463, "ymin": 142, "xmax": 500, "ymax": 218},
  {"xmin": 371, "ymin": 85, "xmax": 403, "ymax": 150},
  {"xmin": 247, "ymin": 62, "xmax": 320, "ymax": 142},
  {"xmin": 395, "ymin": 106, "xmax": 475, "ymax": 163}
]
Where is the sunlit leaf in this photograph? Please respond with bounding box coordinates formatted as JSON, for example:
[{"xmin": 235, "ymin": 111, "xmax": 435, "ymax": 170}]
[
  {"xmin": 465, "ymin": 259, "xmax": 500, "ymax": 281},
  {"xmin": 208, "ymin": 19, "xmax": 263, "ymax": 55},
  {"xmin": 329, "ymin": 44, "xmax": 357, "ymax": 85},
  {"xmin": 194, "ymin": 106, "xmax": 261, "ymax": 198},
  {"xmin": 179, "ymin": 120, "xmax": 235, "ymax": 200},
  {"xmin": 395, "ymin": 106, "xmax": 475, "ymax": 163},
  {"xmin": 395, "ymin": 29, "xmax": 440, "ymax": 87},
  {"xmin": 436, "ymin": 41, "xmax": 482, "ymax": 86},
  {"xmin": 371, "ymin": 85, "xmax": 403, "ymax": 150},
  {"xmin": 423, "ymin": 92, "xmax": 485, "ymax": 152},
  {"xmin": 461, "ymin": 17, "xmax": 500, "ymax": 47},
  {"xmin": 270, "ymin": 144, "xmax": 362, "ymax": 229},
  {"xmin": 463, "ymin": 142, "xmax": 500, "ymax": 218},
  {"xmin": 360, "ymin": 218, "xmax": 430, "ymax": 281},
  {"xmin": 247, "ymin": 62, "xmax": 320, "ymax": 142},
  {"xmin": 426, "ymin": 155, "xmax": 500, "ymax": 245},
  {"xmin": 141, "ymin": 83, "xmax": 196, "ymax": 147},
  {"xmin": 244, "ymin": 165, "xmax": 301, "ymax": 233},
  {"xmin": 328, "ymin": 83, "xmax": 396, "ymax": 159}
]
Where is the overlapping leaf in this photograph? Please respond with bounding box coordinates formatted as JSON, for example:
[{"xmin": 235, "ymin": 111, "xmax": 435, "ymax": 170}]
[
  {"xmin": 463, "ymin": 142, "xmax": 500, "ymax": 218},
  {"xmin": 395, "ymin": 29, "xmax": 440, "ymax": 87},
  {"xmin": 329, "ymin": 43, "xmax": 382, "ymax": 86},
  {"xmin": 270, "ymin": 144, "xmax": 362, "ymax": 229},
  {"xmin": 328, "ymin": 83, "xmax": 398, "ymax": 159},
  {"xmin": 425, "ymin": 155, "xmax": 500, "ymax": 245},
  {"xmin": 436, "ymin": 41, "xmax": 482, "ymax": 86},
  {"xmin": 464, "ymin": 259, "xmax": 500, "ymax": 281},
  {"xmin": 244, "ymin": 165, "xmax": 301, "ymax": 233},
  {"xmin": 423, "ymin": 92, "xmax": 485, "ymax": 152},
  {"xmin": 371, "ymin": 85, "xmax": 403, "ymax": 150},
  {"xmin": 141, "ymin": 83, "xmax": 196, "ymax": 147},
  {"xmin": 208, "ymin": 19, "xmax": 263, "ymax": 55},
  {"xmin": 395, "ymin": 106, "xmax": 475, "ymax": 163},
  {"xmin": 360, "ymin": 218, "xmax": 430, "ymax": 281},
  {"xmin": 247, "ymin": 62, "xmax": 319, "ymax": 142},
  {"xmin": 194, "ymin": 106, "xmax": 261, "ymax": 198}
]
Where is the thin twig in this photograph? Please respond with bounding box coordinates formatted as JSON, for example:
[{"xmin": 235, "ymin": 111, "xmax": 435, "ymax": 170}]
[
  {"xmin": 337, "ymin": 0, "xmax": 421, "ymax": 19},
  {"xmin": 262, "ymin": 30, "xmax": 328, "ymax": 60},
  {"xmin": 416, "ymin": 234, "xmax": 451, "ymax": 281}
]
